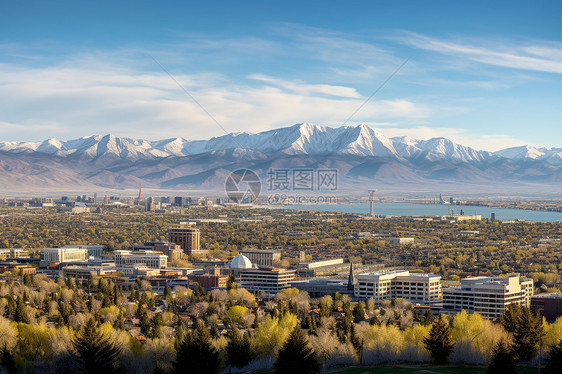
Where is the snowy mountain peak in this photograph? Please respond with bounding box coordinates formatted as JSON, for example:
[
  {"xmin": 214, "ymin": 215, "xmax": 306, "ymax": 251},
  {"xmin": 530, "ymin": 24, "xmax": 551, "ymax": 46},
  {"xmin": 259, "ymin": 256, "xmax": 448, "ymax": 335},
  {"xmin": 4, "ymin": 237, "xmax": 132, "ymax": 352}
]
[{"xmin": 0, "ymin": 124, "xmax": 558, "ymax": 165}]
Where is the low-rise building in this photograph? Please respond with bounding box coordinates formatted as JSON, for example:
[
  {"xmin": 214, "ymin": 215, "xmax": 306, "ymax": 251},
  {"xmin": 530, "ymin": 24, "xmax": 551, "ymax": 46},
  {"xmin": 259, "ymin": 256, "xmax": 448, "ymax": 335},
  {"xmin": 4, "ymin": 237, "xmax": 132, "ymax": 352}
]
[
  {"xmin": 239, "ymin": 249, "xmax": 281, "ymax": 267},
  {"xmin": 114, "ymin": 250, "xmax": 168, "ymax": 269},
  {"xmin": 387, "ymin": 238, "xmax": 415, "ymax": 246},
  {"xmin": 0, "ymin": 248, "xmax": 28, "ymax": 260},
  {"xmin": 442, "ymin": 275, "xmax": 533, "ymax": 320},
  {"xmin": 531, "ymin": 293, "xmax": 562, "ymax": 321},
  {"xmin": 189, "ymin": 268, "xmax": 228, "ymax": 290},
  {"xmin": 290, "ymin": 278, "xmax": 352, "ymax": 297},
  {"xmin": 237, "ymin": 267, "xmax": 295, "ymax": 297},
  {"xmin": 40, "ymin": 247, "xmax": 88, "ymax": 266},
  {"xmin": 355, "ymin": 269, "xmax": 442, "ymax": 305},
  {"xmin": 63, "ymin": 265, "xmax": 117, "ymax": 278}
]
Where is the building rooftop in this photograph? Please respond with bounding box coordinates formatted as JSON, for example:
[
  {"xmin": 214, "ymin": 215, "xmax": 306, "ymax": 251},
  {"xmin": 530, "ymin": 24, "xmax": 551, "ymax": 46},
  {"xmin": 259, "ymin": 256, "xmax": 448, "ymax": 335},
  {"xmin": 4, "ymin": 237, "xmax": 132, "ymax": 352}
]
[{"xmin": 230, "ymin": 254, "xmax": 253, "ymax": 269}]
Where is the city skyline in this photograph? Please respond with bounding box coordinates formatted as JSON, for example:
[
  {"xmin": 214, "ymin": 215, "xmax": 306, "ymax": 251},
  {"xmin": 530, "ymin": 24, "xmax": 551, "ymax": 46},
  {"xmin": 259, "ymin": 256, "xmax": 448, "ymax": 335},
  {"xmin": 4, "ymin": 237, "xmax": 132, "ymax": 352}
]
[{"xmin": 1, "ymin": 1, "xmax": 562, "ymax": 151}]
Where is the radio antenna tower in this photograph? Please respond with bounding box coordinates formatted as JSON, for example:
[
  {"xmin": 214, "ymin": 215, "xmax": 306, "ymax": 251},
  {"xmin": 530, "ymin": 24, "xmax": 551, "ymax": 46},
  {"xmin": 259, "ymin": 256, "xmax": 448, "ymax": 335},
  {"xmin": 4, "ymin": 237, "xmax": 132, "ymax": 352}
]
[{"xmin": 368, "ymin": 189, "xmax": 377, "ymax": 217}]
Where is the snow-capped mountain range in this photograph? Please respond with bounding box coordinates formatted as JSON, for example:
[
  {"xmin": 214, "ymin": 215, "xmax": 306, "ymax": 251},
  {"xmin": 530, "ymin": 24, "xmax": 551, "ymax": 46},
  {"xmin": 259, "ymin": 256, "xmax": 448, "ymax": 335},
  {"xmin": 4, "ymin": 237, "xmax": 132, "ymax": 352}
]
[{"xmin": 0, "ymin": 123, "xmax": 560, "ymax": 192}]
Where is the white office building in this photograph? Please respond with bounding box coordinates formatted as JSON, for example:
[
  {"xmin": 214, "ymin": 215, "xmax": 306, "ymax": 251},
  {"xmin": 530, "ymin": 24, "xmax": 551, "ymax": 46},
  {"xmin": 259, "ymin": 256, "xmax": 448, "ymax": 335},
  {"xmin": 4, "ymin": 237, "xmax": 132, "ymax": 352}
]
[
  {"xmin": 113, "ymin": 250, "xmax": 168, "ymax": 269},
  {"xmin": 355, "ymin": 269, "xmax": 442, "ymax": 305},
  {"xmin": 40, "ymin": 247, "xmax": 88, "ymax": 265},
  {"xmin": 442, "ymin": 275, "xmax": 534, "ymax": 320}
]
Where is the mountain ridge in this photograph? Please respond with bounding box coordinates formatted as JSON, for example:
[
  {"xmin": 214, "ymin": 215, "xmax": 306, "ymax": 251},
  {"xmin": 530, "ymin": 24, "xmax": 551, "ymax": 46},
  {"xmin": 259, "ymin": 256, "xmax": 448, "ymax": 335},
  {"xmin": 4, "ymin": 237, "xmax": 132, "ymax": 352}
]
[{"xmin": 0, "ymin": 123, "xmax": 560, "ymax": 193}]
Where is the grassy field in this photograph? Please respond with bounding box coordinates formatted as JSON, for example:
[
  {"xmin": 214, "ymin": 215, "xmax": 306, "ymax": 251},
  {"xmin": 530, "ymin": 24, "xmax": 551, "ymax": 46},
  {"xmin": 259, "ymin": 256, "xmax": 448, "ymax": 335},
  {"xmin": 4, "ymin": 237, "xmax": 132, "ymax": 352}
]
[{"xmin": 328, "ymin": 365, "xmax": 538, "ymax": 374}]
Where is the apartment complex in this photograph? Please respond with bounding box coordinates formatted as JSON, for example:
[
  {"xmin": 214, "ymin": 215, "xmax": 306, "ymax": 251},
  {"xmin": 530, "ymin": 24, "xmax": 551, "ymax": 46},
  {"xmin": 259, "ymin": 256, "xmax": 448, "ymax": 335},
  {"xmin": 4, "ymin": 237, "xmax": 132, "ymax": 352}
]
[
  {"xmin": 239, "ymin": 249, "xmax": 281, "ymax": 267},
  {"xmin": 354, "ymin": 269, "xmax": 442, "ymax": 305},
  {"xmin": 168, "ymin": 228, "xmax": 204, "ymax": 255},
  {"xmin": 113, "ymin": 250, "xmax": 168, "ymax": 269},
  {"xmin": 442, "ymin": 275, "xmax": 533, "ymax": 320}
]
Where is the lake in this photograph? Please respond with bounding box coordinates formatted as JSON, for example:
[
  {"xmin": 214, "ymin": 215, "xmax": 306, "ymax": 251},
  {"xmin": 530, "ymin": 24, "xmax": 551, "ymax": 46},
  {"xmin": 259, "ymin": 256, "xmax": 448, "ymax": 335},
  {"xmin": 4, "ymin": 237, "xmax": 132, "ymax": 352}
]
[{"xmin": 285, "ymin": 202, "xmax": 562, "ymax": 223}]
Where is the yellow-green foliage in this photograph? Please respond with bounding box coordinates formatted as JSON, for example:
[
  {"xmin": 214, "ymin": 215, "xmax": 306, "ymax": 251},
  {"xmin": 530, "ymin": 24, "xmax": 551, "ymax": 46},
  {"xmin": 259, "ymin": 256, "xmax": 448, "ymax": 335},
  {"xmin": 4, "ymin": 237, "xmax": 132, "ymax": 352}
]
[
  {"xmin": 251, "ymin": 312, "xmax": 297, "ymax": 358},
  {"xmin": 226, "ymin": 305, "xmax": 249, "ymax": 324},
  {"xmin": 543, "ymin": 316, "xmax": 562, "ymax": 348},
  {"xmin": 403, "ymin": 324, "xmax": 431, "ymax": 354},
  {"xmin": 278, "ymin": 288, "xmax": 299, "ymax": 297},
  {"xmin": 357, "ymin": 323, "xmax": 406, "ymax": 357},
  {"xmin": 228, "ymin": 288, "xmax": 256, "ymax": 307}
]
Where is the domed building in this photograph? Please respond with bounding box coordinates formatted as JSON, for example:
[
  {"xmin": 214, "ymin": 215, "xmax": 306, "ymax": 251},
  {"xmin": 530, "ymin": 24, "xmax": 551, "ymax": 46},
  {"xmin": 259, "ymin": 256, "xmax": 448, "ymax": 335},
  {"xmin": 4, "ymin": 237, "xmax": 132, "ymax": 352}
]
[{"xmin": 230, "ymin": 254, "xmax": 253, "ymax": 269}]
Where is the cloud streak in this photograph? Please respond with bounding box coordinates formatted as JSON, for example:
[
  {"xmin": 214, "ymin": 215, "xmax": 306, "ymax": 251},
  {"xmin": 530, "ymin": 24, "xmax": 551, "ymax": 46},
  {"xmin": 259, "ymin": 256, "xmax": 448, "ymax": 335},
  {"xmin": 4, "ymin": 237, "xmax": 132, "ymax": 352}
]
[
  {"xmin": 0, "ymin": 59, "xmax": 429, "ymax": 142},
  {"xmin": 399, "ymin": 32, "xmax": 562, "ymax": 74}
]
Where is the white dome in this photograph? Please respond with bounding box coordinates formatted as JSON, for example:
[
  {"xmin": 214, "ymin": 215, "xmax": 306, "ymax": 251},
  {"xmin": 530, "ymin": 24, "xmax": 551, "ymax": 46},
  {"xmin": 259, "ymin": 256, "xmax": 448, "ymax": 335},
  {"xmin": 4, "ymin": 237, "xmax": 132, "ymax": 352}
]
[{"xmin": 231, "ymin": 254, "xmax": 253, "ymax": 269}]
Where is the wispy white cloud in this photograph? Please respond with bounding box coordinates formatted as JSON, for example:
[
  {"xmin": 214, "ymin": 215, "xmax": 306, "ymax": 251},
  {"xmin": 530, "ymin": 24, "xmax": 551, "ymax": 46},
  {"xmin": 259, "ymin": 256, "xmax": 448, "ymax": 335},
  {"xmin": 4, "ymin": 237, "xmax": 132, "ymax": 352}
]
[
  {"xmin": 0, "ymin": 59, "xmax": 429, "ymax": 142},
  {"xmin": 247, "ymin": 74, "xmax": 361, "ymax": 98},
  {"xmin": 398, "ymin": 32, "xmax": 562, "ymax": 74}
]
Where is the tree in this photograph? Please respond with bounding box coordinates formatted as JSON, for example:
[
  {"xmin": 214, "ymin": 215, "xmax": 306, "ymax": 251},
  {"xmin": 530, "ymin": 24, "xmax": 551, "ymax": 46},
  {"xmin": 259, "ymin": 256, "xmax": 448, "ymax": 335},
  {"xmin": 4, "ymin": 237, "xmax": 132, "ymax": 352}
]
[
  {"xmin": 174, "ymin": 320, "xmax": 219, "ymax": 374},
  {"xmin": 423, "ymin": 314, "xmax": 454, "ymax": 364},
  {"xmin": 353, "ymin": 302, "xmax": 366, "ymax": 320},
  {"xmin": 487, "ymin": 340, "xmax": 515, "ymax": 374},
  {"xmin": 14, "ymin": 297, "xmax": 29, "ymax": 324},
  {"xmin": 274, "ymin": 326, "xmax": 320, "ymax": 374},
  {"xmin": 512, "ymin": 307, "xmax": 543, "ymax": 362},
  {"xmin": 72, "ymin": 318, "xmax": 122, "ymax": 374},
  {"xmin": 544, "ymin": 339, "xmax": 562, "ymax": 374},
  {"xmin": 226, "ymin": 327, "xmax": 252, "ymax": 369},
  {"xmin": 500, "ymin": 304, "xmax": 522, "ymax": 333},
  {"xmin": 421, "ymin": 310, "xmax": 435, "ymax": 326}
]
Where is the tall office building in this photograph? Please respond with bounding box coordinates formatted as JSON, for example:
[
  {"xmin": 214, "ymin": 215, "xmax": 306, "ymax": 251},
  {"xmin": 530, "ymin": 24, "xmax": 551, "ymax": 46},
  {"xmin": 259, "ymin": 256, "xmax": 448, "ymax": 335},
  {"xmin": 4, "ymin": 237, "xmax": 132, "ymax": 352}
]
[{"xmin": 168, "ymin": 227, "xmax": 203, "ymax": 255}]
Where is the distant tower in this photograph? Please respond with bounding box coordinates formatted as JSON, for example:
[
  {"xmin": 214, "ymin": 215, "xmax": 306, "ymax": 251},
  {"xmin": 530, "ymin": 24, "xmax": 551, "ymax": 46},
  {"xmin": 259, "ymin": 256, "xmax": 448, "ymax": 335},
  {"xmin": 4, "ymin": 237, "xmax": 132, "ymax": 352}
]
[
  {"xmin": 347, "ymin": 262, "xmax": 355, "ymax": 291},
  {"xmin": 104, "ymin": 195, "xmax": 108, "ymax": 204},
  {"xmin": 491, "ymin": 212, "xmax": 496, "ymax": 222},
  {"xmin": 368, "ymin": 189, "xmax": 377, "ymax": 217},
  {"xmin": 94, "ymin": 193, "xmax": 97, "ymax": 203},
  {"xmin": 138, "ymin": 187, "xmax": 142, "ymax": 201}
]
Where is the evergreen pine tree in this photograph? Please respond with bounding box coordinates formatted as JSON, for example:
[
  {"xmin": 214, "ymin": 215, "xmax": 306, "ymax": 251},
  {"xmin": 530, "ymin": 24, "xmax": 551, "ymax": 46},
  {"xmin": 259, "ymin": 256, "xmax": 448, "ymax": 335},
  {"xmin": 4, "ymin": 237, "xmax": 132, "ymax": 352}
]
[
  {"xmin": 0, "ymin": 347, "xmax": 16, "ymax": 374},
  {"xmin": 499, "ymin": 304, "xmax": 522, "ymax": 333},
  {"xmin": 226, "ymin": 327, "xmax": 252, "ymax": 369},
  {"xmin": 544, "ymin": 339, "xmax": 562, "ymax": 374},
  {"xmin": 423, "ymin": 314, "xmax": 454, "ymax": 364},
  {"xmin": 14, "ymin": 297, "xmax": 29, "ymax": 324},
  {"xmin": 72, "ymin": 318, "xmax": 122, "ymax": 374},
  {"xmin": 209, "ymin": 320, "xmax": 220, "ymax": 338},
  {"xmin": 164, "ymin": 285, "xmax": 172, "ymax": 299},
  {"xmin": 487, "ymin": 339, "xmax": 515, "ymax": 374},
  {"xmin": 174, "ymin": 320, "xmax": 219, "ymax": 374},
  {"xmin": 512, "ymin": 307, "xmax": 543, "ymax": 362},
  {"xmin": 140, "ymin": 311, "xmax": 151, "ymax": 337},
  {"xmin": 274, "ymin": 326, "xmax": 320, "ymax": 374},
  {"xmin": 421, "ymin": 310, "xmax": 435, "ymax": 326},
  {"xmin": 353, "ymin": 302, "xmax": 366, "ymax": 320},
  {"xmin": 369, "ymin": 314, "xmax": 380, "ymax": 326},
  {"xmin": 114, "ymin": 309, "xmax": 125, "ymax": 330}
]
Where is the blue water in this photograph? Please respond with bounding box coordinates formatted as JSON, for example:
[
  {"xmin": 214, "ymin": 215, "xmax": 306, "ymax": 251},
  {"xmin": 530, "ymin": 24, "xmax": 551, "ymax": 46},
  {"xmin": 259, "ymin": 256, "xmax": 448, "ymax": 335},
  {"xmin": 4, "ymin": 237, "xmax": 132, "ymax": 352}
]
[{"xmin": 285, "ymin": 202, "xmax": 562, "ymax": 223}]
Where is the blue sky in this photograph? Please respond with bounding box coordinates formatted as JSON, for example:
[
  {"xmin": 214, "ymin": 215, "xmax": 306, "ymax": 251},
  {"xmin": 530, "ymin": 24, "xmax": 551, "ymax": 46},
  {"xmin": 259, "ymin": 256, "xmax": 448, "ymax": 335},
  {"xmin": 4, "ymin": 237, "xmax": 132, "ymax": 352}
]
[{"xmin": 1, "ymin": 0, "xmax": 561, "ymax": 151}]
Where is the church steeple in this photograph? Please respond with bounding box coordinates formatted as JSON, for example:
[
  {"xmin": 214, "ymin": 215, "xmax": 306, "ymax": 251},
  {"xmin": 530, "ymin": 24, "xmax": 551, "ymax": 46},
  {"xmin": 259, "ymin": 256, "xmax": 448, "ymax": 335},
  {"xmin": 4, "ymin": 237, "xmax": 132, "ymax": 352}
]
[{"xmin": 347, "ymin": 262, "xmax": 355, "ymax": 291}]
